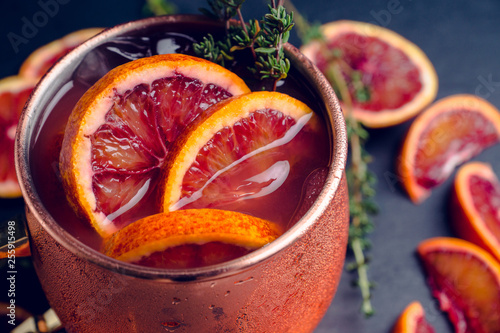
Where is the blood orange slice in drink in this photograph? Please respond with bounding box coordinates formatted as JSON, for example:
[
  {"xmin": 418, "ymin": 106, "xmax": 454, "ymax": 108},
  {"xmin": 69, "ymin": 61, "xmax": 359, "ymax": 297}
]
[
  {"xmin": 19, "ymin": 28, "xmax": 103, "ymax": 79},
  {"xmin": 160, "ymin": 91, "xmax": 326, "ymax": 226},
  {"xmin": 0, "ymin": 76, "xmax": 37, "ymax": 198},
  {"xmin": 417, "ymin": 237, "xmax": 500, "ymax": 333},
  {"xmin": 104, "ymin": 209, "xmax": 282, "ymax": 268},
  {"xmin": 300, "ymin": 20, "xmax": 438, "ymax": 128},
  {"xmin": 399, "ymin": 94, "xmax": 500, "ymax": 203},
  {"xmin": 451, "ymin": 162, "xmax": 500, "ymax": 262},
  {"xmin": 59, "ymin": 54, "xmax": 250, "ymax": 237},
  {"xmin": 392, "ymin": 301, "xmax": 435, "ymax": 333}
]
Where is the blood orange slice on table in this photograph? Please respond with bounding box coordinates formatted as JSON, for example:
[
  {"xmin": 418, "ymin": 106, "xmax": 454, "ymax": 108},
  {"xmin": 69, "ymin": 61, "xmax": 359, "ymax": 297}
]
[
  {"xmin": 398, "ymin": 94, "xmax": 500, "ymax": 204},
  {"xmin": 59, "ymin": 54, "xmax": 250, "ymax": 238},
  {"xmin": 1, "ymin": 28, "xmax": 102, "ymax": 199},
  {"xmin": 19, "ymin": 28, "xmax": 103, "ymax": 79},
  {"xmin": 300, "ymin": 20, "xmax": 438, "ymax": 128},
  {"xmin": 392, "ymin": 301, "xmax": 435, "ymax": 333},
  {"xmin": 160, "ymin": 91, "xmax": 327, "ymax": 227},
  {"xmin": 104, "ymin": 209, "xmax": 282, "ymax": 269},
  {"xmin": 0, "ymin": 76, "xmax": 37, "ymax": 198},
  {"xmin": 451, "ymin": 162, "xmax": 500, "ymax": 262},
  {"xmin": 417, "ymin": 237, "xmax": 500, "ymax": 333}
]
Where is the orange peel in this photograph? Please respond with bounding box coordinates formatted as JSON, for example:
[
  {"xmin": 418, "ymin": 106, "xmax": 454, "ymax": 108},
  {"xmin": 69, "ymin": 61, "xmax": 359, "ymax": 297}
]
[{"xmin": 104, "ymin": 209, "xmax": 282, "ymax": 265}]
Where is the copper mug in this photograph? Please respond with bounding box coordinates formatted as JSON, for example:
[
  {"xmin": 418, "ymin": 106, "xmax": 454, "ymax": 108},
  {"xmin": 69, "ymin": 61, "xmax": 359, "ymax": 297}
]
[{"xmin": 15, "ymin": 15, "xmax": 349, "ymax": 333}]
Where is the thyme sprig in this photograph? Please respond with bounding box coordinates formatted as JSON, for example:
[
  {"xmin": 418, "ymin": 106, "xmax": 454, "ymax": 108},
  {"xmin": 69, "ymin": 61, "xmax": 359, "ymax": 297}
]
[
  {"xmin": 194, "ymin": 0, "xmax": 294, "ymax": 90},
  {"xmin": 286, "ymin": 0, "xmax": 378, "ymax": 317}
]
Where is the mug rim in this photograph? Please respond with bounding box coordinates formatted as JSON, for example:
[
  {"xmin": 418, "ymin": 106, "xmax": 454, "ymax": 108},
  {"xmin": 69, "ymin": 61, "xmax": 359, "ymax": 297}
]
[{"xmin": 15, "ymin": 14, "xmax": 347, "ymax": 282}]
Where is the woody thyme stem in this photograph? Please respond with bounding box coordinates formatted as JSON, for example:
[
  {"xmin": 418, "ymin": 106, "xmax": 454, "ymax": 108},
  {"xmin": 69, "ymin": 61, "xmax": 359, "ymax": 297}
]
[{"xmin": 326, "ymin": 60, "xmax": 374, "ymax": 316}]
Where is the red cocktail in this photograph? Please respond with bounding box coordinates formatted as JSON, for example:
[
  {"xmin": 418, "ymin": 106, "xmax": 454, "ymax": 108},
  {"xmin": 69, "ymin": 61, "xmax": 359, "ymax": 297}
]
[{"xmin": 16, "ymin": 15, "xmax": 348, "ymax": 332}]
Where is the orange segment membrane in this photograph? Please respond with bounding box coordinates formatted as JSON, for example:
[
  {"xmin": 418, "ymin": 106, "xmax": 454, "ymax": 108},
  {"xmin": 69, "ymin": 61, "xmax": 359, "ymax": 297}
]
[
  {"xmin": 415, "ymin": 110, "xmax": 499, "ymax": 189},
  {"xmin": 469, "ymin": 175, "xmax": 500, "ymax": 240},
  {"xmin": 90, "ymin": 73, "xmax": 232, "ymax": 228},
  {"xmin": 315, "ymin": 33, "xmax": 422, "ymax": 111},
  {"xmin": 422, "ymin": 250, "xmax": 500, "ymax": 332}
]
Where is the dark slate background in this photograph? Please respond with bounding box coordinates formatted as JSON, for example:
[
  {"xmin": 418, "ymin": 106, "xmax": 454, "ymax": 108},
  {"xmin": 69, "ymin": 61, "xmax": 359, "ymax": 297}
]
[{"xmin": 2, "ymin": 1, "xmax": 500, "ymax": 332}]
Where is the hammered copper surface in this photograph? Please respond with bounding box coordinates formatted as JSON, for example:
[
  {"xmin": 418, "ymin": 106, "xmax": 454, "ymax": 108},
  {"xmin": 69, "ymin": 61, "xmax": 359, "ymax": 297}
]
[
  {"xmin": 27, "ymin": 177, "xmax": 347, "ymax": 332},
  {"xmin": 16, "ymin": 15, "xmax": 348, "ymax": 333}
]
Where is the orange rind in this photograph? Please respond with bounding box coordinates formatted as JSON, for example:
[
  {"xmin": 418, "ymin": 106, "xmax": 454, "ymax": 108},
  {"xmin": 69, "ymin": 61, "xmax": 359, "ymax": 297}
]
[
  {"xmin": 104, "ymin": 209, "xmax": 282, "ymax": 268},
  {"xmin": 392, "ymin": 301, "xmax": 435, "ymax": 333}
]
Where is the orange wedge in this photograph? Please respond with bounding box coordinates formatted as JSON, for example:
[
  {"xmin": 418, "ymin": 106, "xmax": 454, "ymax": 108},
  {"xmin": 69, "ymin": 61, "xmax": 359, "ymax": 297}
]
[
  {"xmin": 59, "ymin": 54, "xmax": 250, "ymax": 237},
  {"xmin": 160, "ymin": 91, "xmax": 326, "ymax": 222},
  {"xmin": 103, "ymin": 209, "xmax": 282, "ymax": 268},
  {"xmin": 452, "ymin": 161, "xmax": 500, "ymax": 262},
  {"xmin": 399, "ymin": 94, "xmax": 500, "ymax": 203},
  {"xmin": 0, "ymin": 76, "xmax": 37, "ymax": 198},
  {"xmin": 19, "ymin": 28, "xmax": 103, "ymax": 79},
  {"xmin": 392, "ymin": 301, "xmax": 435, "ymax": 333},
  {"xmin": 417, "ymin": 237, "xmax": 500, "ymax": 332},
  {"xmin": 300, "ymin": 20, "xmax": 438, "ymax": 128}
]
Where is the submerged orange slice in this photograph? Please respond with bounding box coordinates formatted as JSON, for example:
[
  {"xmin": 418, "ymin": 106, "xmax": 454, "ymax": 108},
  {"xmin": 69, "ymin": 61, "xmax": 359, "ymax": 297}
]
[
  {"xmin": 59, "ymin": 54, "xmax": 250, "ymax": 237},
  {"xmin": 417, "ymin": 237, "xmax": 500, "ymax": 333},
  {"xmin": 19, "ymin": 28, "xmax": 103, "ymax": 79},
  {"xmin": 160, "ymin": 91, "xmax": 326, "ymax": 225},
  {"xmin": 103, "ymin": 209, "xmax": 282, "ymax": 268},
  {"xmin": 399, "ymin": 94, "xmax": 500, "ymax": 203},
  {"xmin": 392, "ymin": 301, "xmax": 435, "ymax": 333},
  {"xmin": 452, "ymin": 162, "xmax": 500, "ymax": 262},
  {"xmin": 300, "ymin": 20, "xmax": 438, "ymax": 128},
  {"xmin": 0, "ymin": 76, "xmax": 37, "ymax": 198}
]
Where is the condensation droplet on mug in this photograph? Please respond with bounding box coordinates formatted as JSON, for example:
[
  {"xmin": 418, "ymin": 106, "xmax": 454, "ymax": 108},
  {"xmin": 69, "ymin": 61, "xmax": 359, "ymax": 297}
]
[
  {"xmin": 209, "ymin": 304, "xmax": 215, "ymax": 310},
  {"xmin": 224, "ymin": 290, "xmax": 230, "ymax": 296},
  {"xmin": 234, "ymin": 276, "xmax": 254, "ymax": 285},
  {"xmin": 172, "ymin": 297, "xmax": 181, "ymax": 305},
  {"xmin": 210, "ymin": 282, "xmax": 216, "ymax": 288}
]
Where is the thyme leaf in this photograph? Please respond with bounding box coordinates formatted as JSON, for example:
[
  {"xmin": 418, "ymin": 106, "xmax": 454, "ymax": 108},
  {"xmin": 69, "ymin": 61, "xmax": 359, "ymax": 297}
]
[{"xmin": 194, "ymin": 0, "xmax": 294, "ymax": 91}]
